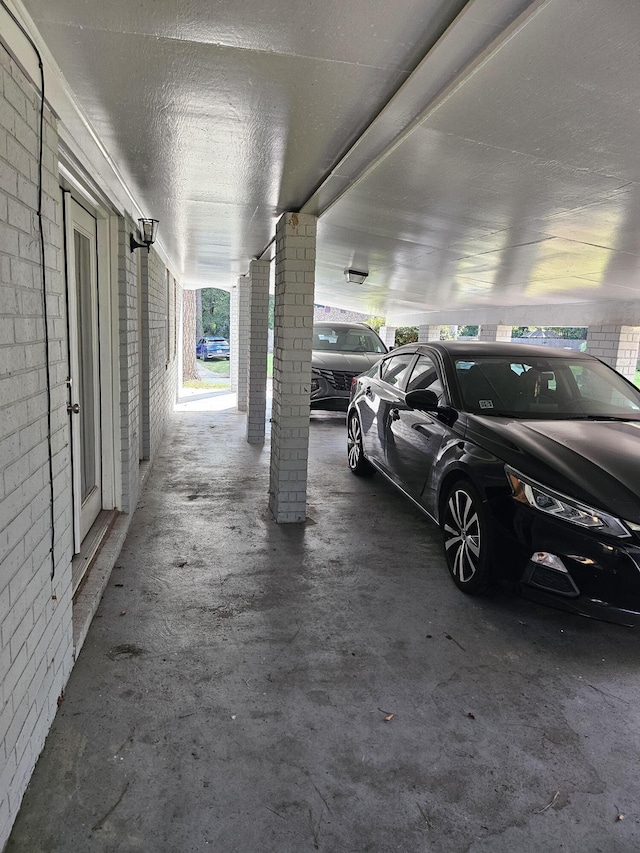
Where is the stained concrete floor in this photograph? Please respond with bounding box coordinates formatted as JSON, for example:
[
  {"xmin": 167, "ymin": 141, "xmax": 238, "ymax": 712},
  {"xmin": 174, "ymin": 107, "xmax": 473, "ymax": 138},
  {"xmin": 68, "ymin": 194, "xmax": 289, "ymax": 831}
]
[{"xmin": 7, "ymin": 390, "xmax": 640, "ymax": 853}]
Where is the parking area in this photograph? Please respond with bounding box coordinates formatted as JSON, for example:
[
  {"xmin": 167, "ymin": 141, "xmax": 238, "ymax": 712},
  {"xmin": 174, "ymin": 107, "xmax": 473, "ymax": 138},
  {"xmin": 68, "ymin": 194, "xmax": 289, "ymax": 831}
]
[{"xmin": 7, "ymin": 394, "xmax": 640, "ymax": 853}]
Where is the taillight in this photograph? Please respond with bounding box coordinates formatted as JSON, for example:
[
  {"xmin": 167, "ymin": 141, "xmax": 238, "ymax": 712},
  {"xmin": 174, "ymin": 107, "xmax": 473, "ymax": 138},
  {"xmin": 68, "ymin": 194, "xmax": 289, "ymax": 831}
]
[{"xmin": 350, "ymin": 376, "xmax": 358, "ymax": 397}]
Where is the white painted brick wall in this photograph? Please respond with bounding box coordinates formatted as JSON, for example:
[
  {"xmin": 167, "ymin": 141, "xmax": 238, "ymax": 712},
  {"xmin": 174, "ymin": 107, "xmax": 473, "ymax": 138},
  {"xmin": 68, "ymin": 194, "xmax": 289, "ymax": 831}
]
[
  {"xmin": 379, "ymin": 325, "xmax": 396, "ymax": 348},
  {"xmin": 269, "ymin": 213, "xmax": 316, "ymax": 523},
  {"xmin": 230, "ymin": 285, "xmax": 239, "ymax": 393},
  {"xmin": 246, "ymin": 260, "xmax": 270, "ymax": 443},
  {"xmin": 586, "ymin": 324, "xmax": 640, "ymax": 380},
  {"xmin": 0, "ymin": 49, "xmax": 74, "ymax": 850},
  {"xmin": 417, "ymin": 324, "xmax": 441, "ymax": 342},
  {"xmin": 118, "ymin": 217, "xmax": 140, "ymax": 512},
  {"xmin": 236, "ymin": 275, "xmax": 250, "ymax": 412},
  {"xmin": 478, "ymin": 324, "xmax": 511, "ymax": 342}
]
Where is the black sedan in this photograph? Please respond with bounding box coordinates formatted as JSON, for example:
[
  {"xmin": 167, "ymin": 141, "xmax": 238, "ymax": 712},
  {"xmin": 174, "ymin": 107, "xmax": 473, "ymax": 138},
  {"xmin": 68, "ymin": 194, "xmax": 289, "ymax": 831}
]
[{"xmin": 347, "ymin": 340, "xmax": 640, "ymax": 625}]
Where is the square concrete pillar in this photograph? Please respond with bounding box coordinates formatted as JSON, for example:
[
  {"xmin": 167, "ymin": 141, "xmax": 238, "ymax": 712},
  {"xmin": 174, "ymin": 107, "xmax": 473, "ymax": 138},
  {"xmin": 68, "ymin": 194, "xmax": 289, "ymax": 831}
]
[
  {"xmin": 478, "ymin": 324, "xmax": 511, "ymax": 342},
  {"xmin": 230, "ymin": 285, "xmax": 239, "ymax": 393},
  {"xmin": 269, "ymin": 213, "xmax": 317, "ymax": 523},
  {"xmin": 246, "ymin": 260, "xmax": 270, "ymax": 444},
  {"xmin": 586, "ymin": 325, "xmax": 640, "ymax": 380},
  {"xmin": 418, "ymin": 324, "xmax": 441, "ymax": 342},
  {"xmin": 380, "ymin": 325, "xmax": 396, "ymax": 348},
  {"xmin": 230, "ymin": 278, "xmax": 250, "ymax": 407}
]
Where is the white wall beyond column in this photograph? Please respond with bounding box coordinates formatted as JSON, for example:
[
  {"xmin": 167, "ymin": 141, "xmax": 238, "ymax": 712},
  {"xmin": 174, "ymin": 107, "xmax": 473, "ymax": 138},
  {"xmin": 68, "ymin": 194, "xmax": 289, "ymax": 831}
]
[
  {"xmin": 380, "ymin": 325, "xmax": 396, "ymax": 348},
  {"xmin": 246, "ymin": 260, "xmax": 270, "ymax": 443},
  {"xmin": 269, "ymin": 213, "xmax": 317, "ymax": 523},
  {"xmin": 418, "ymin": 324, "xmax": 441, "ymax": 342},
  {"xmin": 478, "ymin": 324, "xmax": 511, "ymax": 342},
  {"xmin": 586, "ymin": 325, "xmax": 640, "ymax": 380},
  {"xmin": 236, "ymin": 276, "xmax": 251, "ymax": 411},
  {"xmin": 230, "ymin": 285, "xmax": 239, "ymax": 393}
]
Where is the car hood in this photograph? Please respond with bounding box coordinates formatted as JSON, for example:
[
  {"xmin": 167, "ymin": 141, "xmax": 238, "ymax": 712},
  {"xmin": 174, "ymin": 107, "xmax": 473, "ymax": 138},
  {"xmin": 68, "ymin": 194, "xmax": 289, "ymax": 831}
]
[
  {"xmin": 312, "ymin": 351, "xmax": 381, "ymax": 372},
  {"xmin": 466, "ymin": 416, "xmax": 640, "ymax": 521}
]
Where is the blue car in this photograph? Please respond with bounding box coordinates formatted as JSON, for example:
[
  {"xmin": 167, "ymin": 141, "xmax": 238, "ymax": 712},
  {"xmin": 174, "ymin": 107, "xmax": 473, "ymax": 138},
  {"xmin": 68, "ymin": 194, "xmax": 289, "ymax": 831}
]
[{"xmin": 196, "ymin": 336, "xmax": 230, "ymax": 360}]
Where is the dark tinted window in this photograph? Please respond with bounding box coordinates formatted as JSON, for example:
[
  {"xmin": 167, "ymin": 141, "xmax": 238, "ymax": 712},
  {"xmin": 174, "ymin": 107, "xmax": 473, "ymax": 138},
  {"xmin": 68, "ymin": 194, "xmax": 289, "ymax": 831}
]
[
  {"xmin": 379, "ymin": 353, "xmax": 415, "ymax": 388},
  {"xmin": 406, "ymin": 353, "xmax": 444, "ymax": 401}
]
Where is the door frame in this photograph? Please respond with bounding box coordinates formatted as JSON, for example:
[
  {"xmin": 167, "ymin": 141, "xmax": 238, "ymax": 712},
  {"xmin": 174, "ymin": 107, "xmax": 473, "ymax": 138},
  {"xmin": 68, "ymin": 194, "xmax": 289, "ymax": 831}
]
[{"xmin": 61, "ymin": 165, "xmax": 119, "ymax": 553}]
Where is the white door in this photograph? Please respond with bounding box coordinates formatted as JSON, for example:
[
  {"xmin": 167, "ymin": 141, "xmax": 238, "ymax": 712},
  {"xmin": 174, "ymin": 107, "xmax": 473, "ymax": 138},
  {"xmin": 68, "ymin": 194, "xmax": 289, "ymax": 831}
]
[{"xmin": 65, "ymin": 197, "xmax": 102, "ymax": 549}]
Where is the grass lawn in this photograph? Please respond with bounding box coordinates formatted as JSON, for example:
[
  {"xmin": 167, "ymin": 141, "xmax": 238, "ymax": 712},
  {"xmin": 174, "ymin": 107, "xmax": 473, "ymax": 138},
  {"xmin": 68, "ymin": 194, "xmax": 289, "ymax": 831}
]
[{"xmin": 184, "ymin": 355, "xmax": 274, "ymax": 390}]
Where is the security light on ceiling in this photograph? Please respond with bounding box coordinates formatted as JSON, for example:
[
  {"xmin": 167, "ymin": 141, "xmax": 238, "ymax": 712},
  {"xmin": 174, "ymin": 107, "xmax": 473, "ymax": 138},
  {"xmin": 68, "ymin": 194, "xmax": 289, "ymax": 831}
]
[
  {"xmin": 130, "ymin": 218, "xmax": 159, "ymax": 253},
  {"xmin": 344, "ymin": 268, "xmax": 368, "ymax": 285}
]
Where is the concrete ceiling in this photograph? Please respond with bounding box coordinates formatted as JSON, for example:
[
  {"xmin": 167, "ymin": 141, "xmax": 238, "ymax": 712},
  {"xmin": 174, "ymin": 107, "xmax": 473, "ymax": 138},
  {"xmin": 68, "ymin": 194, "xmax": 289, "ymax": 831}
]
[{"xmin": 16, "ymin": 0, "xmax": 640, "ymax": 324}]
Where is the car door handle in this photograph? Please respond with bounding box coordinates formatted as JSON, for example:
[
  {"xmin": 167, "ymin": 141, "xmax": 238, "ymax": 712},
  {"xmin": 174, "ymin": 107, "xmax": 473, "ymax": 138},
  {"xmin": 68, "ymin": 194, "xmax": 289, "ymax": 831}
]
[{"xmin": 415, "ymin": 424, "xmax": 433, "ymax": 437}]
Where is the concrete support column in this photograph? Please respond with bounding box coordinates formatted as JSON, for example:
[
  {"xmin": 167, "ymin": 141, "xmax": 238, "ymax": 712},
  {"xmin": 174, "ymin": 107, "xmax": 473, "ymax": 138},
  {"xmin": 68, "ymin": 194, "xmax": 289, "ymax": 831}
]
[
  {"xmin": 380, "ymin": 325, "xmax": 396, "ymax": 348},
  {"xmin": 586, "ymin": 325, "xmax": 640, "ymax": 380},
  {"xmin": 478, "ymin": 324, "xmax": 511, "ymax": 342},
  {"xmin": 269, "ymin": 212, "xmax": 317, "ymax": 523},
  {"xmin": 246, "ymin": 260, "xmax": 270, "ymax": 444},
  {"xmin": 418, "ymin": 324, "xmax": 441, "ymax": 342},
  {"xmin": 231, "ymin": 277, "xmax": 250, "ymax": 409},
  {"xmin": 230, "ymin": 286, "xmax": 239, "ymax": 393}
]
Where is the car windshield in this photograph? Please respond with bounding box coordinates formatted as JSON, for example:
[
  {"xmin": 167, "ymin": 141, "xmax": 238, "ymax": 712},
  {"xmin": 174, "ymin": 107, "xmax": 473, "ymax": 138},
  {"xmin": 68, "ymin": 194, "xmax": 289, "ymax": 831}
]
[
  {"xmin": 455, "ymin": 355, "xmax": 640, "ymax": 419},
  {"xmin": 312, "ymin": 327, "xmax": 385, "ymax": 354}
]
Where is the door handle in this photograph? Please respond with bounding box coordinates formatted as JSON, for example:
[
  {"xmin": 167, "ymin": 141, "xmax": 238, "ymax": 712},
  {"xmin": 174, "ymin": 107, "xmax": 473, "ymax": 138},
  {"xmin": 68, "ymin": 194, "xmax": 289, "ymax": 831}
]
[
  {"xmin": 415, "ymin": 424, "xmax": 433, "ymax": 437},
  {"xmin": 67, "ymin": 402, "xmax": 81, "ymax": 414}
]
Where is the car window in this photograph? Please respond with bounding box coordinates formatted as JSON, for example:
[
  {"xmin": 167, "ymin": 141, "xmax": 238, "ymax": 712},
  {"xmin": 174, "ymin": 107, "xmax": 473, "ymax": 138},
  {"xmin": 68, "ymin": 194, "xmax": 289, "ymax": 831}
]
[
  {"xmin": 379, "ymin": 353, "xmax": 415, "ymax": 388},
  {"xmin": 455, "ymin": 356, "xmax": 640, "ymax": 418},
  {"xmin": 313, "ymin": 326, "xmax": 386, "ymax": 353},
  {"xmin": 405, "ymin": 354, "xmax": 444, "ymax": 401}
]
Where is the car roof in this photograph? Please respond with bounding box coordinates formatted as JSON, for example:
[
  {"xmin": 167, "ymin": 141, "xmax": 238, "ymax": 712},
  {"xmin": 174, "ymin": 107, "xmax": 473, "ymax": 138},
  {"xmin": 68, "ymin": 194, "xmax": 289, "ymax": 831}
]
[{"xmin": 391, "ymin": 340, "xmax": 595, "ymax": 360}]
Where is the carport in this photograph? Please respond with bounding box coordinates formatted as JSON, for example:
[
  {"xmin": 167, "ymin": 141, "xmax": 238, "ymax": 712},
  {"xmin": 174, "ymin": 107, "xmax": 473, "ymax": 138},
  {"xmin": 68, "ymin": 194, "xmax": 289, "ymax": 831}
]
[
  {"xmin": 7, "ymin": 0, "xmax": 640, "ymax": 522},
  {"xmin": 4, "ymin": 0, "xmax": 640, "ymax": 847},
  {"xmin": 7, "ymin": 391, "xmax": 640, "ymax": 852}
]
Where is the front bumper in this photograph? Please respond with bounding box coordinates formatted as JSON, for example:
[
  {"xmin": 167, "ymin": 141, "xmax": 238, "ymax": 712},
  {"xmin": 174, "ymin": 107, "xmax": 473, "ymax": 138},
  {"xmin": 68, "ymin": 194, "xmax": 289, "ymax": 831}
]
[
  {"xmin": 310, "ymin": 371, "xmax": 353, "ymax": 410},
  {"xmin": 512, "ymin": 505, "xmax": 640, "ymax": 627}
]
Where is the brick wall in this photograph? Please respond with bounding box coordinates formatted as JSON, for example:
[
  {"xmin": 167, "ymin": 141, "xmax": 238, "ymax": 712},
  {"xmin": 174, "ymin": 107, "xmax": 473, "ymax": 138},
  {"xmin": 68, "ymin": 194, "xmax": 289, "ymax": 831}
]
[
  {"xmin": 146, "ymin": 252, "xmax": 177, "ymax": 458},
  {"xmin": 269, "ymin": 213, "xmax": 316, "ymax": 523},
  {"xmin": 586, "ymin": 325, "xmax": 640, "ymax": 380},
  {"xmin": 118, "ymin": 216, "xmax": 140, "ymax": 512},
  {"xmin": 0, "ymin": 49, "xmax": 74, "ymax": 847},
  {"xmin": 313, "ymin": 304, "xmax": 369, "ymax": 323}
]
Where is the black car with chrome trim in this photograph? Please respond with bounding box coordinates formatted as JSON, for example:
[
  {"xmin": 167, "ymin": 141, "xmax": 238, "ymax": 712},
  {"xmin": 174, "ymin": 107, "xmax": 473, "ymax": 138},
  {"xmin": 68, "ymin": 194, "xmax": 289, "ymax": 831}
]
[
  {"xmin": 347, "ymin": 340, "xmax": 640, "ymax": 625},
  {"xmin": 311, "ymin": 322, "xmax": 387, "ymax": 411}
]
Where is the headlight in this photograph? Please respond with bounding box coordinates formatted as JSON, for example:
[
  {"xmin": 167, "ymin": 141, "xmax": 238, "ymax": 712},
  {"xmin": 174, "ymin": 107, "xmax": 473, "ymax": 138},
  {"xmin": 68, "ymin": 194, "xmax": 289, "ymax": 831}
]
[{"xmin": 505, "ymin": 466, "xmax": 631, "ymax": 538}]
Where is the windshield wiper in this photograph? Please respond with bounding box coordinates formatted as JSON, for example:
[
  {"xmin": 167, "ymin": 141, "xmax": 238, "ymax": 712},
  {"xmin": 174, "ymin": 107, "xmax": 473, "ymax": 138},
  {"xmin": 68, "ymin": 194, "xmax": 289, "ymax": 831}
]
[{"xmin": 567, "ymin": 414, "xmax": 640, "ymax": 422}]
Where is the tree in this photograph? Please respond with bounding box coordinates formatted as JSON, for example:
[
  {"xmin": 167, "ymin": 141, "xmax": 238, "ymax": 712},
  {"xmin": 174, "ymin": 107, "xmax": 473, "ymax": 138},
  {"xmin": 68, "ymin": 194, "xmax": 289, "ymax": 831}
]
[
  {"xmin": 182, "ymin": 289, "xmax": 199, "ymax": 381},
  {"xmin": 458, "ymin": 325, "xmax": 478, "ymax": 337},
  {"xmin": 201, "ymin": 288, "xmax": 230, "ymax": 338},
  {"xmin": 395, "ymin": 327, "xmax": 419, "ymax": 345}
]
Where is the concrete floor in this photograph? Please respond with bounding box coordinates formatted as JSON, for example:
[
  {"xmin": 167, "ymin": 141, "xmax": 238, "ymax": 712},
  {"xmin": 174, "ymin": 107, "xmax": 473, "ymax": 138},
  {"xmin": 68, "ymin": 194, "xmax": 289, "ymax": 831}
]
[{"xmin": 7, "ymin": 390, "xmax": 640, "ymax": 853}]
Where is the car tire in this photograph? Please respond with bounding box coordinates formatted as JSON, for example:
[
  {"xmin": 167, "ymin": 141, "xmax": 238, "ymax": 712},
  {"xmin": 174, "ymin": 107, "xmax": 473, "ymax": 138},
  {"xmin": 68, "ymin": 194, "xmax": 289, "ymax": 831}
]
[
  {"xmin": 442, "ymin": 480, "xmax": 494, "ymax": 595},
  {"xmin": 347, "ymin": 413, "xmax": 374, "ymax": 477}
]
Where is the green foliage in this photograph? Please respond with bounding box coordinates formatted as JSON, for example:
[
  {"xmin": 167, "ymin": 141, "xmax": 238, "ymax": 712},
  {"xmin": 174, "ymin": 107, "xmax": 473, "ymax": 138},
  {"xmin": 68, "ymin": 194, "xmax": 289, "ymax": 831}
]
[
  {"xmin": 511, "ymin": 326, "xmax": 529, "ymax": 338},
  {"xmin": 395, "ymin": 326, "xmax": 419, "ymax": 346},
  {"xmin": 366, "ymin": 316, "xmax": 385, "ymax": 332},
  {"xmin": 546, "ymin": 327, "xmax": 587, "ymax": 339},
  {"xmin": 201, "ymin": 288, "xmax": 230, "ymax": 338},
  {"xmin": 458, "ymin": 325, "xmax": 478, "ymax": 337}
]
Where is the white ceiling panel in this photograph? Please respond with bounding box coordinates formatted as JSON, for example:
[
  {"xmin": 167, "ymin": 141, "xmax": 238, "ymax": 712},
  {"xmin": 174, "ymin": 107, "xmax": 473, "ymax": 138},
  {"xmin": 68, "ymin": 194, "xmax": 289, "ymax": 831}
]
[{"xmin": 15, "ymin": 0, "xmax": 640, "ymax": 324}]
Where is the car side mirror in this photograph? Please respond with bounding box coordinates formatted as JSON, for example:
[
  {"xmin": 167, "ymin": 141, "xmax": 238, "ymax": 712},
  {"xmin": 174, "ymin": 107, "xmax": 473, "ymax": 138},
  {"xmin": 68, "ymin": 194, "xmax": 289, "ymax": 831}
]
[{"xmin": 405, "ymin": 388, "xmax": 439, "ymax": 411}]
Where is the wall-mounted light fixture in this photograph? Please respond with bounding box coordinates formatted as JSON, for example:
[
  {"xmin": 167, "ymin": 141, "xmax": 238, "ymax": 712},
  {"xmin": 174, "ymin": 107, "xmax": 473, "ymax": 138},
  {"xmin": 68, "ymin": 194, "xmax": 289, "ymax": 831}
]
[
  {"xmin": 130, "ymin": 218, "xmax": 159, "ymax": 253},
  {"xmin": 344, "ymin": 268, "xmax": 368, "ymax": 285}
]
